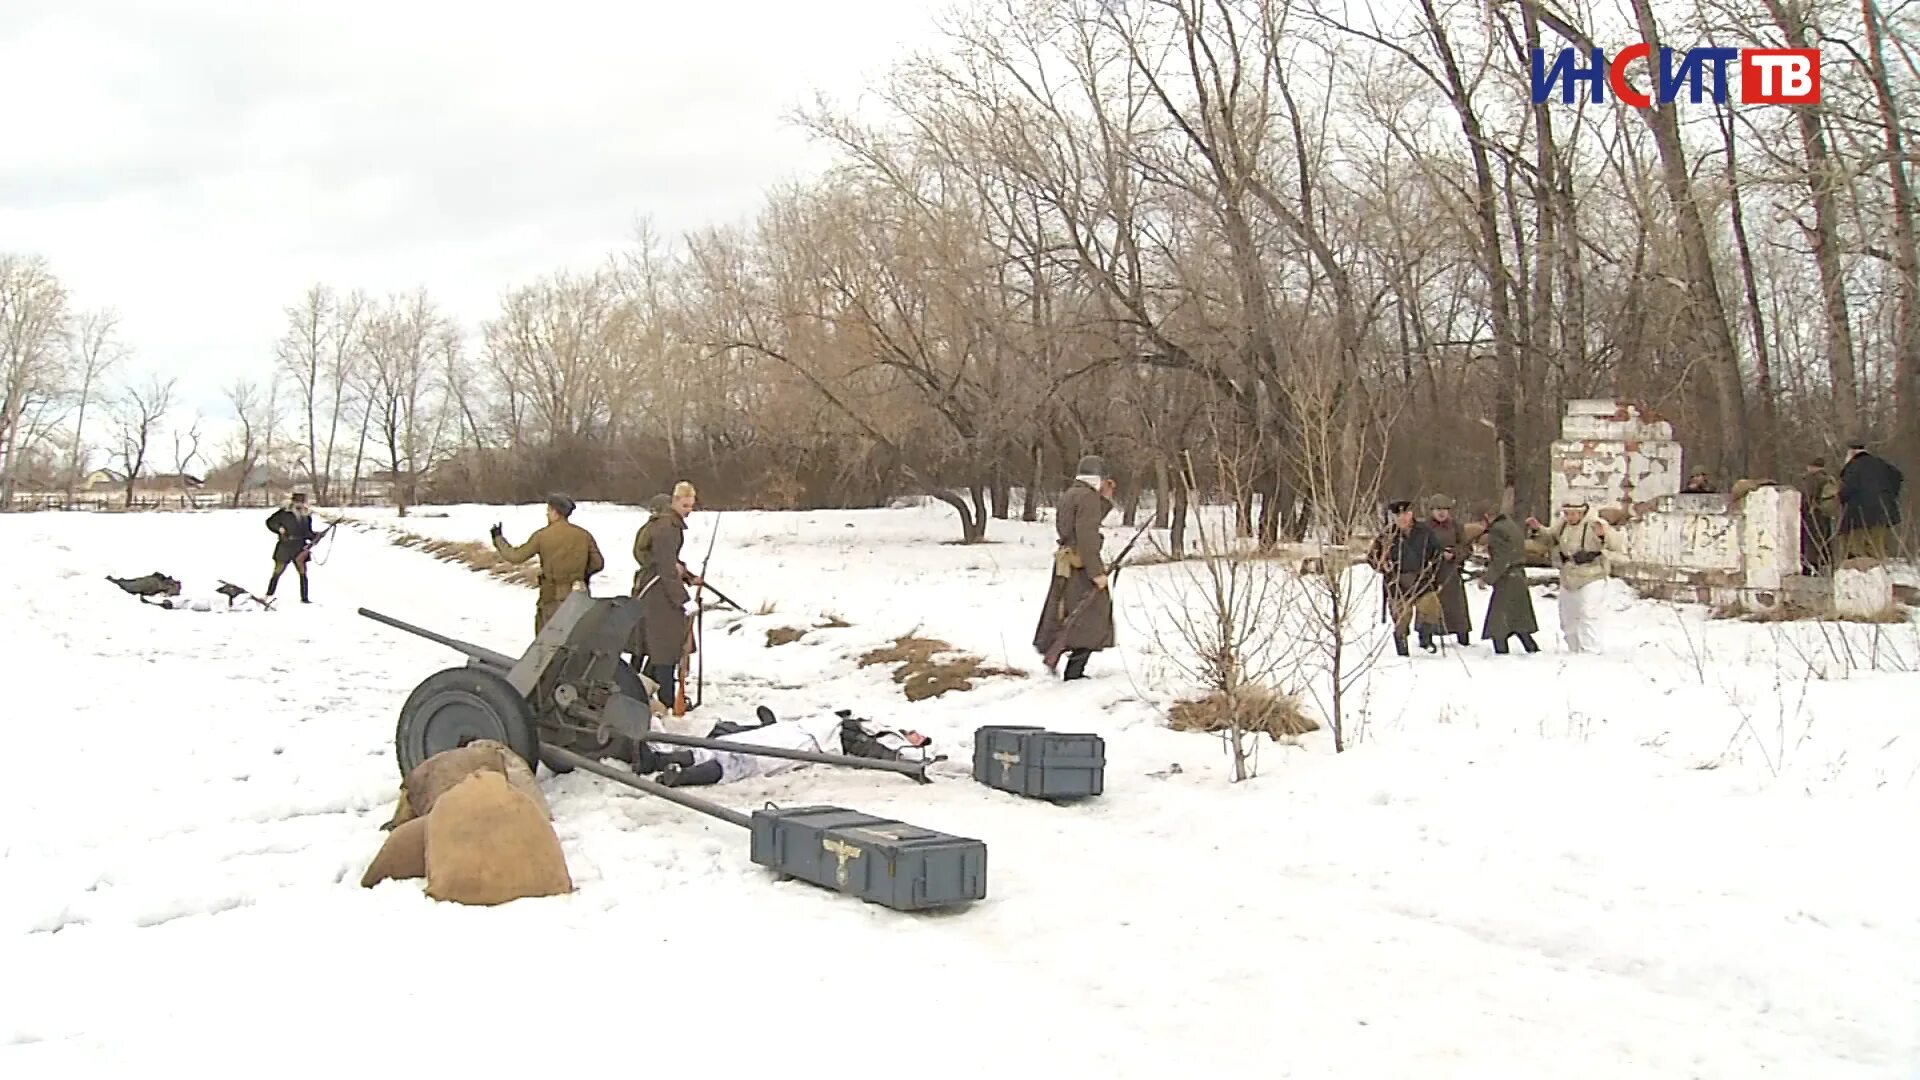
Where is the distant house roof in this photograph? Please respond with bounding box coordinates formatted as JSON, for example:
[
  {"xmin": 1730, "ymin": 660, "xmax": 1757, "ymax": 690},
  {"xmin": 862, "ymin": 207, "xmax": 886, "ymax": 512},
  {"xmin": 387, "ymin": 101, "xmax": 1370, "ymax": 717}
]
[{"xmin": 136, "ymin": 473, "xmax": 205, "ymax": 488}]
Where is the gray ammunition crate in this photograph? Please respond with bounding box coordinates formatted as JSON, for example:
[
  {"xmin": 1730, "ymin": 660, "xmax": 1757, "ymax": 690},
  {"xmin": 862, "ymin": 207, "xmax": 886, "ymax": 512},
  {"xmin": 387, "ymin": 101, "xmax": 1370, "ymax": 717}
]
[
  {"xmin": 971, "ymin": 725, "xmax": 1106, "ymax": 800},
  {"xmin": 748, "ymin": 805, "xmax": 987, "ymax": 912}
]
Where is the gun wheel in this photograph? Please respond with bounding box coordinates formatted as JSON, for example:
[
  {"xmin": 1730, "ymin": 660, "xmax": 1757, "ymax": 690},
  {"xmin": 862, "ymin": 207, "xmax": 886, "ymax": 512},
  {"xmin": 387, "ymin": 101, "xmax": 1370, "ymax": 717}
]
[{"xmin": 395, "ymin": 666, "xmax": 540, "ymax": 775}]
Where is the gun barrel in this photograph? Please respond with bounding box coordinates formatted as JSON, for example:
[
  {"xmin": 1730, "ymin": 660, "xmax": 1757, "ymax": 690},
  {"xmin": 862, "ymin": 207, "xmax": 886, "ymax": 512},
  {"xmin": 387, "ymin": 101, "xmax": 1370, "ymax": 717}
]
[
  {"xmin": 539, "ymin": 745, "xmax": 751, "ymax": 828},
  {"xmin": 358, "ymin": 607, "xmax": 517, "ymax": 670},
  {"xmin": 642, "ymin": 729, "xmax": 933, "ymax": 784}
]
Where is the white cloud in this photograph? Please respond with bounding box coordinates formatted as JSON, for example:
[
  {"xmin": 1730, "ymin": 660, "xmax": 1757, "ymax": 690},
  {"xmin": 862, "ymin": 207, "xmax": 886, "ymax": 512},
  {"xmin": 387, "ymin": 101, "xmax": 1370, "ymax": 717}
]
[{"xmin": 0, "ymin": 0, "xmax": 954, "ymax": 431}]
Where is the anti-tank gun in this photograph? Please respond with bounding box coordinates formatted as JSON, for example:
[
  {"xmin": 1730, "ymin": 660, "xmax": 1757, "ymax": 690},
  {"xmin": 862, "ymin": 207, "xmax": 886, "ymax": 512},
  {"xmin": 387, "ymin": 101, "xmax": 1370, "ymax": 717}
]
[
  {"xmin": 359, "ymin": 590, "xmax": 930, "ymax": 784},
  {"xmin": 358, "ymin": 590, "xmax": 982, "ymax": 913}
]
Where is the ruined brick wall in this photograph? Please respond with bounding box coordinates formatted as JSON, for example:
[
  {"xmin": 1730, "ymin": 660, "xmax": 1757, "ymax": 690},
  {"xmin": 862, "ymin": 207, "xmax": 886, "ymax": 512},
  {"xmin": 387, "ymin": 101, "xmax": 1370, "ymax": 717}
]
[{"xmin": 1548, "ymin": 399, "xmax": 1684, "ymax": 514}]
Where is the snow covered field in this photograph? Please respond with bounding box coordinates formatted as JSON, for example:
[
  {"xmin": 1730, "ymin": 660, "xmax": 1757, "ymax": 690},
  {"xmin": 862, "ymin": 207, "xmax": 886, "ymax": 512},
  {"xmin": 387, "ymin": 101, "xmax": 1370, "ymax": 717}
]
[{"xmin": 2, "ymin": 500, "xmax": 1916, "ymax": 1077}]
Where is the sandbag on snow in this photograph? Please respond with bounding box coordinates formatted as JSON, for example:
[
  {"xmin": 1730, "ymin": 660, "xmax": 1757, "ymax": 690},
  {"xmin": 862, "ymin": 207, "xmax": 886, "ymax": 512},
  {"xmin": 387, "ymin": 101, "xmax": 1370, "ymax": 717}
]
[
  {"xmin": 385, "ymin": 740, "xmax": 548, "ymax": 830},
  {"xmin": 360, "ymin": 817, "xmax": 428, "ymax": 888},
  {"xmin": 423, "ymin": 772, "xmax": 572, "ymax": 906}
]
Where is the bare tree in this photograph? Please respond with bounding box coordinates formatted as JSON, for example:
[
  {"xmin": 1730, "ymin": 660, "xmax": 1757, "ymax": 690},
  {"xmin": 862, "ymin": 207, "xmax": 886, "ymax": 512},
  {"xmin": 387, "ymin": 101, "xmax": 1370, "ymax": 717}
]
[
  {"xmin": 0, "ymin": 254, "xmax": 71, "ymax": 505},
  {"xmin": 110, "ymin": 374, "xmax": 175, "ymax": 508},
  {"xmin": 170, "ymin": 413, "xmax": 205, "ymax": 501},
  {"xmin": 364, "ymin": 289, "xmax": 451, "ymax": 516},
  {"xmin": 61, "ymin": 308, "xmax": 124, "ymax": 499},
  {"xmin": 222, "ymin": 377, "xmax": 277, "ymax": 507}
]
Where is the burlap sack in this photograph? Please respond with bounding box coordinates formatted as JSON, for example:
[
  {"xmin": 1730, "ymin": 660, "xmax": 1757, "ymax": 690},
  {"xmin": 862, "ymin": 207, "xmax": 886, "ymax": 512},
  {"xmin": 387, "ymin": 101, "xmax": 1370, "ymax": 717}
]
[
  {"xmin": 360, "ymin": 817, "xmax": 428, "ymax": 887},
  {"xmin": 386, "ymin": 740, "xmax": 550, "ymax": 830},
  {"xmin": 423, "ymin": 771, "xmax": 572, "ymax": 906}
]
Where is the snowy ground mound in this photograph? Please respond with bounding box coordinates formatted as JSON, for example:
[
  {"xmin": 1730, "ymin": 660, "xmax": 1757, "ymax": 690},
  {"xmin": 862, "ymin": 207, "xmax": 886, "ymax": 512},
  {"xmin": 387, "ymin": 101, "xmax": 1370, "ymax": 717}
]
[{"xmin": 2, "ymin": 503, "xmax": 1916, "ymax": 1077}]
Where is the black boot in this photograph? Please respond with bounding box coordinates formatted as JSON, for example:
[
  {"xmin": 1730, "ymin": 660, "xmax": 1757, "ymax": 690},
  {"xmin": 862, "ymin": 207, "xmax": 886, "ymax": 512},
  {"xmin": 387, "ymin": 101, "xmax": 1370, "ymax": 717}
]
[
  {"xmin": 1457, "ymin": 632, "xmax": 1471, "ymax": 647},
  {"xmin": 1518, "ymin": 634, "xmax": 1540, "ymax": 654},
  {"xmin": 657, "ymin": 760, "xmax": 723, "ymax": 788},
  {"xmin": 1491, "ymin": 636, "xmax": 1510, "ymax": 655},
  {"xmin": 1393, "ymin": 635, "xmax": 1410, "ymax": 657},
  {"xmin": 647, "ymin": 664, "xmax": 677, "ymax": 709},
  {"xmin": 1062, "ymin": 649, "xmax": 1092, "ymax": 680},
  {"xmin": 1418, "ymin": 630, "xmax": 1437, "ymax": 653}
]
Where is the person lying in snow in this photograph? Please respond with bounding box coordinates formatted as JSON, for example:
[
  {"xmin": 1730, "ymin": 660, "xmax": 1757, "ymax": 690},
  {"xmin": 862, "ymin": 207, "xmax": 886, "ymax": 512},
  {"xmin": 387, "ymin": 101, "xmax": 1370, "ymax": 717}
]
[{"xmin": 646, "ymin": 708, "xmax": 933, "ymax": 787}]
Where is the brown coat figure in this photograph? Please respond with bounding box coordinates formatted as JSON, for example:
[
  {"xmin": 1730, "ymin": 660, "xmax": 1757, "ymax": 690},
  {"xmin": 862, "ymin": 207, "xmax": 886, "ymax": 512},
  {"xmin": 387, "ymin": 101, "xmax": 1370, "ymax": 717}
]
[
  {"xmin": 1422, "ymin": 494, "xmax": 1480, "ymax": 644},
  {"xmin": 1033, "ymin": 455, "xmax": 1116, "ymax": 681},
  {"xmin": 490, "ymin": 494, "xmax": 605, "ymax": 635},
  {"xmin": 1478, "ymin": 512, "xmax": 1539, "ymax": 654},
  {"xmin": 1795, "ymin": 460, "xmax": 1839, "ymax": 574},
  {"xmin": 634, "ymin": 482, "xmax": 702, "ymax": 708}
]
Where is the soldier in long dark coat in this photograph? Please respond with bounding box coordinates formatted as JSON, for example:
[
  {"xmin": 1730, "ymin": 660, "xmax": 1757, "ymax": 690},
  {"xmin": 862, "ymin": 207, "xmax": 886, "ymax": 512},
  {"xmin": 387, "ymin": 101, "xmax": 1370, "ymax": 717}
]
[
  {"xmin": 265, "ymin": 492, "xmax": 329, "ymax": 604},
  {"xmin": 634, "ymin": 482, "xmax": 702, "ymax": 708},
  {"xmin": 1837, "ymin": 438, "xmax": 1905, "ymax": 560},
  {"xmin": 1033, "ymin": 454, "xmax": 1116, "ymax": 681},
  {"xmin": 1476, "ymin": 508, "xmax": 1540, "ymax": 655},
  {"xmin": 1422, "ymin": 493, "xmax": 1479, "ymax": 646},
  {"xmin": 490, "ymin": 493, "xmax": 605, "ymax": 635},
  {"xmin": 1368, "ymin": 500, "xmax": 1446, "ymax": 656}
]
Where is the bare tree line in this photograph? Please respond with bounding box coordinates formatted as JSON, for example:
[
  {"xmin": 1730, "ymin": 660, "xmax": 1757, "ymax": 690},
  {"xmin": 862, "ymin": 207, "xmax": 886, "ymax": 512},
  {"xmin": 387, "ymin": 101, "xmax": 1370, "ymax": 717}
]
[{"xmin": 4, "ymin": 0, "xmax": 1915, "ymax": 542}]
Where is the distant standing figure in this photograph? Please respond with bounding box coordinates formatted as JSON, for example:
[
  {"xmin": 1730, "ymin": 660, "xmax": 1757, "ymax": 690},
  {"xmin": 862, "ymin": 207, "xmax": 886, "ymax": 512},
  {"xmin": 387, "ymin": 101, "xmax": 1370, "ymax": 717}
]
[
  {"xmin": 1526, "ymin": 501, "xmax": 1619, "ymax": 654},
  {"xmin": 1422, "ymin": 493, "xmax": 1479, "ymax": 647},
  {"xmin": 1368, "ymin": 500, "xmax": 1446, "ymax": 656},
  {"xmin": 490, "ymin": 493, "xmax": 605, "ymax": 635},
  {"xmin": 1034, "ymin": 454, "xmax": 1117, "ymax": 680},
  {"xmin": 265, "ymin": 492, "xmax": 329, "ymax": 604},
  {"xmin": 1795, "ymin": 457, "xmax": 1840, "ymax": 574},
  {"xmin": 1476, "ymin": 508, "xmax": 1539, "ymax": 655},
  {"xmin": 1837, "ymin": 438, "xmax": 1905, "ymax": 560}
]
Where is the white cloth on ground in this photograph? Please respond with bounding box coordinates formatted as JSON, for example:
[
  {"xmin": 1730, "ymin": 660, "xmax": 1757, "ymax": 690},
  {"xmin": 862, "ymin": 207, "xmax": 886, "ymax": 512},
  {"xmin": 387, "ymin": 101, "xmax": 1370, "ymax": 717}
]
[{"xmin": 667, "ymin": 710, "xmax": 846, "ymax": 783}]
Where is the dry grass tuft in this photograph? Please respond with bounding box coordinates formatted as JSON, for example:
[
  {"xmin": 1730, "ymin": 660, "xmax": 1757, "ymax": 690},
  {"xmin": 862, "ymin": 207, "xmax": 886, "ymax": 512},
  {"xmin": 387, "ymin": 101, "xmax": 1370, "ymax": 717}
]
[
  {"xmin": 765, "ymin": 627, "xmax": 808, "ymax": 647},
  {"xmin": 1169, "ymin": 686, "xmax": 1320, "ymax": 739},
  {"xmin": 389, "ymin": 533, "xmax": 539, "ymax": 588},
  {"xmin": 755, "ymin": 600, "xmax": 778, "ymax": 616},
  {"xmin": 856, "ymin": 634, "xmax": 1020, "ymax": 701}
]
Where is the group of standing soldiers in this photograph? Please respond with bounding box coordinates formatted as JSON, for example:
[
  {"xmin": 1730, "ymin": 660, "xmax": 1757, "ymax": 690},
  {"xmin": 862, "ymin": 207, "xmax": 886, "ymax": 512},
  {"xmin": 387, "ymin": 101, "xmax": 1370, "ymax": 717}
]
[
  {"xmin": 486, "ymin": 483, "xmax": 706, "ymax": 710},
  {"xmin": 1370, "ymin": 494, "xmax": 1622, "ymax": 657},
  {"xmin": 1795, "ymin": 438, "xmax": 1906, "ymax": 574}
]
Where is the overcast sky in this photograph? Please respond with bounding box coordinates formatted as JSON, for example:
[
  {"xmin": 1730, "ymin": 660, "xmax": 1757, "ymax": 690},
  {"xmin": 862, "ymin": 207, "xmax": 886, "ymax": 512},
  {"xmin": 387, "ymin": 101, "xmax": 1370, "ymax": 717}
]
[{"xmin": 0, "ymin": 0, "xmax": 953, "ymax": 433}]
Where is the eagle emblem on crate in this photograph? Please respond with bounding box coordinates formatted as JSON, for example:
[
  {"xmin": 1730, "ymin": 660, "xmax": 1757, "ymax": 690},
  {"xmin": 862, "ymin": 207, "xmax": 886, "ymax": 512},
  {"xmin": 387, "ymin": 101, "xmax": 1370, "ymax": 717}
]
[{"xmin": 971, "ymin": 726, "xmax": 1106, "ymax": 801}]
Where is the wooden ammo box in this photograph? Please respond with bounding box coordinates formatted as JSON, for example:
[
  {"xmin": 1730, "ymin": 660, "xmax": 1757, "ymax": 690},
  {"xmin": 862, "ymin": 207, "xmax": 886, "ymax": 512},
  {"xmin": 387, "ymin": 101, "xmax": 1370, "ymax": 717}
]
[
  {"xmin": 971, "ymin": 725, "xmax": 1106, "ymax": 800},
  {"xmin": 747, "ymin": 805, "xmax": 987, "ymax": 912}
]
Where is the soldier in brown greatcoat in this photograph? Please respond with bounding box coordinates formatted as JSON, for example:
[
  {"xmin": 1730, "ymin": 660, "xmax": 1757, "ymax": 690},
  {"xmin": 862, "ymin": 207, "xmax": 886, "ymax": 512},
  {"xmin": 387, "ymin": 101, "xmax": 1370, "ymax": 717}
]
[
  {"xmin": 1033, "ymin": 454, "xmax": 1117, "ymax": 681},
  {"xmin": 1421, "ymin": 493, "xmax": 1482, "ymax": 647},
  {"xmin": 633, "ymin": 481, "xmax": 703, "ymax": 708},
  {"xmin": 489, "ymin": 494, "xmax": 605, "ymax": 635}
]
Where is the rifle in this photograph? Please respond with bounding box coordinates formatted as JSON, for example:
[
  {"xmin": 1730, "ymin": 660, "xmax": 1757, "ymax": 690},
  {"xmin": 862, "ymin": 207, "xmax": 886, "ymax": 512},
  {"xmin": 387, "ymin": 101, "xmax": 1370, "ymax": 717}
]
[
  {"xmin": 692, "ymin": 579, "xmax": 747, "ymax": 614},
  {"xmin": 685, "ymin": 511, "xmax": 723, "ymax": 713},
  {"xmin": 1042, "ymin": 519, "xmax": 1153, "ymax": 672}
]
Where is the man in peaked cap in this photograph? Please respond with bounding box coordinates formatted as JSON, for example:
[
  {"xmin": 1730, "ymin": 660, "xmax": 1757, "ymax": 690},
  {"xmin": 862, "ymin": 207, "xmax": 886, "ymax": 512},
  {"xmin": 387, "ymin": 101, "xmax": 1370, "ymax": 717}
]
[
  {"xmin": 1368, "ymin": 498, "xmax": 1446, "ymax": 656},
  {"xmin": 490, "ymin": 493, "xmax": 606, "ymax": 635},
  {"xmin": 1034, "ymin": 453, "xmax": 1118, "ymax": 680}
]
